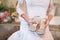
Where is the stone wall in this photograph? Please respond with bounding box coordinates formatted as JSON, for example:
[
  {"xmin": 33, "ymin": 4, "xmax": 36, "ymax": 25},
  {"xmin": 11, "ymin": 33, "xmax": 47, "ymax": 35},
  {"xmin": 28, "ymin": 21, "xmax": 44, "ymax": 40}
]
[
  {"xmin": 3, "ymin": 0, "xmax": 18, "ymax": 8},
  {"xmin": 53, "ymin": 0, "xmax": 60, "ymax": 16}
]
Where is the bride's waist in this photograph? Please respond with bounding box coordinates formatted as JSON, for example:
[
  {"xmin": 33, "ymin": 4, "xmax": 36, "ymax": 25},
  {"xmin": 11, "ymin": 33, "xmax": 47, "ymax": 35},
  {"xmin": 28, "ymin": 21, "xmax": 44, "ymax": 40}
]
[{"xmin": 28, "ymin": 15, "xmax": 47, "ymax": 19}]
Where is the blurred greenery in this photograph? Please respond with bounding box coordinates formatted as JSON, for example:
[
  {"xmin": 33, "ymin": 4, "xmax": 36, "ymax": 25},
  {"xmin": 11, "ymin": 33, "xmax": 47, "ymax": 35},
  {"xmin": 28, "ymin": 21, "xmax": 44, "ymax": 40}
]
[{"xmin": 0, "ymin": 4, "xmax": 15, "ymax": 14}]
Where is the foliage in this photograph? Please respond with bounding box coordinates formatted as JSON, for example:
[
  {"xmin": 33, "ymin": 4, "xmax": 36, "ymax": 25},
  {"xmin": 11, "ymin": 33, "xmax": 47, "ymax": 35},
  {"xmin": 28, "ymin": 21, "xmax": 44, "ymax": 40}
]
[
  {"xmin": 0, "ymin": 4, "xmax": 15, "ymax": 14},
  {"xmin": 0, "ymin": 4, "xmax": 16, "ymax": 24}
]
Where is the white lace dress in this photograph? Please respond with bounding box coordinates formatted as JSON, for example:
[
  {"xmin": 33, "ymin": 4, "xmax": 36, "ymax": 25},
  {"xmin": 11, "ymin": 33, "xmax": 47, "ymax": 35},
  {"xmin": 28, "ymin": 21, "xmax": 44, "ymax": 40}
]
[{"xmin": 8, "ymin": 0, "xmax": 54, "ymax": 40}]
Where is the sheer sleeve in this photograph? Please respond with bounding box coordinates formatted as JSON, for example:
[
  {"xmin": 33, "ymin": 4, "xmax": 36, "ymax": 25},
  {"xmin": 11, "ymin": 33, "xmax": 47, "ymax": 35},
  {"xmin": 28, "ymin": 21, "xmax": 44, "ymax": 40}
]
[
  {"xmin": 16, "ymin": 0, "xmax": 24, "ymax": 15},
  {"xmin": 48, "ymin": 0, "xmax": 55, "ymax": 15}
]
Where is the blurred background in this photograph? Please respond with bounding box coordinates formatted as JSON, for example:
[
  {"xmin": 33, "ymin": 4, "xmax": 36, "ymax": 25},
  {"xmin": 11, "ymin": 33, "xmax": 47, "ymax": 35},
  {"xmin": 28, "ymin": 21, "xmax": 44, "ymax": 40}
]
[{"xmin": 0, "ymin": 0, "xmax": 60, "ymax": 40}]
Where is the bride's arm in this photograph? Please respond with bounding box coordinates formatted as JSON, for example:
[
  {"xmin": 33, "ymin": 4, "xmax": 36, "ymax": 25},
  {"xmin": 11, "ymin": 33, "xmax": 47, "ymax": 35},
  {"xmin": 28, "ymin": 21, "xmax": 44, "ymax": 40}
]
[
  {"xmin": 45, "ymin": 0, "xmax": 55, "ymax": 25},
  {"xmin": 16, "ymin": 0, "xmax": 35, "ymax": 24},
  {"xmin": 21, "ymin": 13, "xmax": 31, "ymax": 23}
]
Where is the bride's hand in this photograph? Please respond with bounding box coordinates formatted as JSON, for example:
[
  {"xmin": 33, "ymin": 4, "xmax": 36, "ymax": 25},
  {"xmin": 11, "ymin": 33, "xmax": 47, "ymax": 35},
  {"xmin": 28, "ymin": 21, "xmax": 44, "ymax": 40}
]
[{"xmin": 44, "ymin": 19, "xmax": 49, "ymax": 27}]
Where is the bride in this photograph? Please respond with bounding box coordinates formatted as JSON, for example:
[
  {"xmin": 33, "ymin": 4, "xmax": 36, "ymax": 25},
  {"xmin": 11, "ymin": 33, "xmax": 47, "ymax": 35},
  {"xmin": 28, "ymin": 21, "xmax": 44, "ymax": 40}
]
[{"xmin": 8, "ymin": 0, "xmax": 54, "ymax": 40}]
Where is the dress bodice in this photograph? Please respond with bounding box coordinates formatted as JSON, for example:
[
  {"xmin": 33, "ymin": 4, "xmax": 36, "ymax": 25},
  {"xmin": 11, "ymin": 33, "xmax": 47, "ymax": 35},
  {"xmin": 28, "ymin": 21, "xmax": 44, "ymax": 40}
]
[
  {"xmin": 25, "ymin": 0, "xmax": 50, "ymax": 18},
  {"xmin": 17, "ymin": 0, "xmax": 50, "ymax": 18},
  {"xmin": 16, "ymin": 0, "xmax": 50, "ymax": 25}
]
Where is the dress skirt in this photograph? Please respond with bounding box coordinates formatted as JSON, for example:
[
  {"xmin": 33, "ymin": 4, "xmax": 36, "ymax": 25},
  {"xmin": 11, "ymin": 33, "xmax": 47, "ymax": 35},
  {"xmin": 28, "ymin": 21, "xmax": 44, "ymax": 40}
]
[{"xmin": 8, "ymin": 18, "xmax": 54, "ymax": 40}]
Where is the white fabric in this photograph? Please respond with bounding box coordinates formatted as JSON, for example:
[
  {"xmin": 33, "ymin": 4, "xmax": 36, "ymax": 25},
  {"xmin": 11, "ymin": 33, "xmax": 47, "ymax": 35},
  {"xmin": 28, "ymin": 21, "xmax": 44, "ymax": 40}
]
[
  {"xmin": 8, "ymin": 0, "xmax": 54, "ymax": 40},
  {"xmin": 16, "ymin": 0, "xmax": 50, "ymax": 18},
  {"xmin": 16, "ymin": 0, "xmax": 24, "ymax": 15}
]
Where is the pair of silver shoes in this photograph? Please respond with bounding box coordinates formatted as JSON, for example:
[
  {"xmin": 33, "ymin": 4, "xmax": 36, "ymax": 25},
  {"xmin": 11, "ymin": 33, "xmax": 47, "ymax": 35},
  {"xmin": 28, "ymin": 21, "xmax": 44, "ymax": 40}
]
[{"xmin": 29, "ymin": 16, "xmax": 46, "ymax": 35}]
